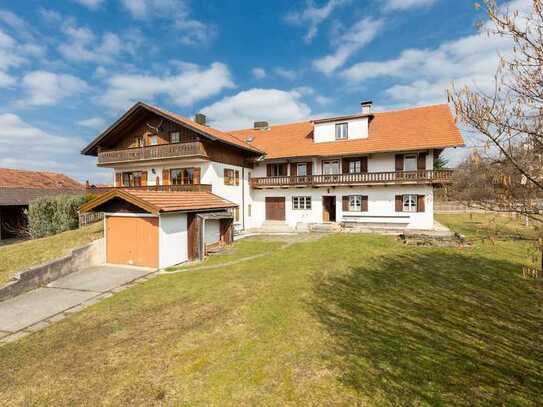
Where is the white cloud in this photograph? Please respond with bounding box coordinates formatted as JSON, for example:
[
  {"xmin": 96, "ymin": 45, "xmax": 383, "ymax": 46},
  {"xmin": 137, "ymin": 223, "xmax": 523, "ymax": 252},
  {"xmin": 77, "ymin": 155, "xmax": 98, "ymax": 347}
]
[
  {"xmin": 72, "ymin": 0, "xmax": 105, "ymax": 10},
  {"xmin": 285, "ymin": 0, "xmax": 351, "ymax": 43},
  {"xmin": 313, "ymin": 17, "xmax": 384, "ymax": 74},
  {"xmin": 120, "ymin": 0, "xmax": 216, "ymax": 45},
  {"xmin": 0, "ymin": 71, "xmax": 15, "ymax": 88},
  {"xmin": 100, "ymin": 62, "xmax": 234, "ymax": 110},
  {"xmin": 19, "ymin": 71, "xmax": 89, "ymax": 106},
  {"xmin": 201, "ymin": 88, "xmax": 311, "ymax": 130},
  {"xmin": 383, "ymin": 0, "xmax": 437, "ymax": 11},
  {"xmin": 252, "ymin": 67, "xmax": 267, "ymax": 79},
  {"xmin": 77, "ymin": 117, "xmax": 107, "ymax": 130},
  {"xmin": 274, "ymin": 67, "xmax": 297, "ymax": 80},
  {"xmin": 0, "ymin": 113, "xmax": 109, "ymax": 183}
]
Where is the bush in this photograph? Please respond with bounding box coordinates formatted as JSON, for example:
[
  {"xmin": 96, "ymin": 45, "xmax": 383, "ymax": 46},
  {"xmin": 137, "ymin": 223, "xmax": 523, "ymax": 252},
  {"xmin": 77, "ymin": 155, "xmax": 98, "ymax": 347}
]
[{"xmin": 27, "ymin": 194, "xmax": 87, "ymax": 239}]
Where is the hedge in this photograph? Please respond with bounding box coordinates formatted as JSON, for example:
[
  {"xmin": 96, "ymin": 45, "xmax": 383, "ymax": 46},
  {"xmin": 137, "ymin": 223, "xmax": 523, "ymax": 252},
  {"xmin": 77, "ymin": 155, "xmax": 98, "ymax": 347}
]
[{"xmin": 27, "ymin": 194, "xmax": 91, "ymax": 239}]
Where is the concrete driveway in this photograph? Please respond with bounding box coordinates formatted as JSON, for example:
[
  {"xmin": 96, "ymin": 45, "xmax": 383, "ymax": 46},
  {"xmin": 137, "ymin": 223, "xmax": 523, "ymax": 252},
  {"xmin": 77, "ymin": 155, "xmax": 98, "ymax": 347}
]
[{"xmin": 0, "ymin": 265, "xmax": 154, "ymax": 343}]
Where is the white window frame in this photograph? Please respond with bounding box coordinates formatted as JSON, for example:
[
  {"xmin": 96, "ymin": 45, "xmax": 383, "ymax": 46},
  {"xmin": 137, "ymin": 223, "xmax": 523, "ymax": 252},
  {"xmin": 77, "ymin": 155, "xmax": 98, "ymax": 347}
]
[
  {"xmin": 170, "ymin": 131, "xmax": 180, "ymax": 143},
  {"xmin": 349, "ymin": 160, "xmax": 361, "ymax": 174},
  {"xmin": 349, "ymin": 195, "xmax": 362, "ymax": 211},
  {"xmin": 335, "ymin": 122, "xmax": 348, "ymax": 140},
  {"xmin": 297, "ymin": 163, "xmax": 307, "ymax": 177},
  {"xmin": 293, "ymin": 196, "xmax": 311, "ymax": 210},
  {"xmin": 403, "ymin": 194, "xmax": 417, "ymax": 212},
  {"xmin": 322, "ymin": 160, "xmax": 340, "ymax": 175},
  {"xmin": 150, "ymin": 134, "xmax": 158, "ymax": 145},
  {"xmin": 404, "ymin": 154, "xmax": 417, "ymax": 171}
]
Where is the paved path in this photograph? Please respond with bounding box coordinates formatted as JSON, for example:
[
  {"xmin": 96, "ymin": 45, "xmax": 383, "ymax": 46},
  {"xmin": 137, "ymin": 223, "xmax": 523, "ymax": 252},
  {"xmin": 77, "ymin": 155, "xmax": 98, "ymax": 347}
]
[{"xmin": 0, "ymin": 265, "xmax": 155, "ymax": 345}]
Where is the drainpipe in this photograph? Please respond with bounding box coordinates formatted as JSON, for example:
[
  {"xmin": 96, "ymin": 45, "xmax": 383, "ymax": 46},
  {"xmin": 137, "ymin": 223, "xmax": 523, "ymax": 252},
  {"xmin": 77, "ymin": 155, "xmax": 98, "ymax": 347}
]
[{"xmin": 242, "ymin": 167, "xmax": 245, "ymax": 230}]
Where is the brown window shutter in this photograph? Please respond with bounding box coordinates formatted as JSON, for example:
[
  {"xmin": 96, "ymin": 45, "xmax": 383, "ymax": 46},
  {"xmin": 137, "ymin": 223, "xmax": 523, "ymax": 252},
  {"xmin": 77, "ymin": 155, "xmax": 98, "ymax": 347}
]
[
  {"xmin": 342, "ymin": 158, "xmax": 350, "ymax": 174},
  {"xmin": 361, "ymin": 195, "xmax": 368, "ymax": 212},
  {"xmin": 235, "ymin": 170, "xmax": 240, "ymax": 185},
  {"xmin": 306, "ymin": 162, "xmax": 312, "ymax": 175},
  {"xmin": 290, "ymin": 163, "xmax": 297, "ymax": 176},
  {"xmin": 361, "ymin": 156, "xmax": 368, "ymax": 173},
  {"xmin": 162, "ymin": 169, "xmax": 170, "ymax": 185},
  {"xmin": 115, "ymin": 172, "xmax": 122, "ymax": 187},
  {"xmin": 267, "ymin": 164, "xmax": 272, "ymax": 176},
  {"xmin": 395, "ymin": 154, "xmax": 404, "ymax": 171},
  {"xmin": 281, "ymin": 163, "xmax": 288, "ymax": 176},
  {"xmin": 395, "ymin": 195, "xmax": 403, "ymax": 212},
  {"xmin": 342, "ymin": 196, "xmax": 350, "ymax": 212},
  {"xmin": 223, "ymin": 168, "xmax": 229, "ymax": 185},
  {"xmin": 417, "ymin": 152, "xmax": 427, "ymax": 170},
  {"xmin": 417, "ymin": 195, "xmax": 425, "ymax": 212},
  {"xmin": 193, "ymin": 167, "xmax": 201, "ymax": 185},
  {"xmin": 141, "ymin": 171, "xmax": 148, "ymax": 186}
]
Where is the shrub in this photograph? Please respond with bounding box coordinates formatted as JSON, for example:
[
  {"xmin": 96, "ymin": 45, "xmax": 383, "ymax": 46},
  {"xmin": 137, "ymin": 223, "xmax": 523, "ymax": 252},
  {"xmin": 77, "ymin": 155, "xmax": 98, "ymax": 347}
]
[{"xmin": 27, "ymin": 194, "xmax": 87, "ymax": 239}]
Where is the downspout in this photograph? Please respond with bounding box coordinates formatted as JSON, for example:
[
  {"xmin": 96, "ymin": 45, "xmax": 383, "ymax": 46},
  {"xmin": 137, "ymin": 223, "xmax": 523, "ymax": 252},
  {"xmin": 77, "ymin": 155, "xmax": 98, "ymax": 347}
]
[{"xmin": 242, "ymin": 167, "xmax": 245, "ymax": 231}]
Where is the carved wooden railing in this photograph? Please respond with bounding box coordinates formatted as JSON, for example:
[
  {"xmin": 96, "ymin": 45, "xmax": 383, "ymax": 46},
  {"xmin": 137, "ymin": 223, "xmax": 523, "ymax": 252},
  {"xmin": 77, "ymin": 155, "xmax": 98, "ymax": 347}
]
[
  {"xmin": 86, "ymin": 184, "xmax": 213, "ymax": 194},
  {"xmin": 97, "ymin": 142, "xmax": 207, "ymax": 164},
  {"xmin": 250, "ymin": 169, "xmax": 454, "ymax": 188}
]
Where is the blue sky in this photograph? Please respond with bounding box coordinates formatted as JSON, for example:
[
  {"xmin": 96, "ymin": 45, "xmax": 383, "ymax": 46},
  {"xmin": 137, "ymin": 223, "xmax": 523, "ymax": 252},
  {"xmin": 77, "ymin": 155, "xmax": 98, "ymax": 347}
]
[{"xmin": 0, "ymin": 0, "xmax": 526, "ymax": 183}]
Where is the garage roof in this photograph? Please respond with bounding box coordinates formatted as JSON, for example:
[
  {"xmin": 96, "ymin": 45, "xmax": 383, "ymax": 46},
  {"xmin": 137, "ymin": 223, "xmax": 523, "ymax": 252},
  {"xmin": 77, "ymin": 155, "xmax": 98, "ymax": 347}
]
[{"xmin": 80, "ymin": 189, "xmax": 237, "ymax": 215}]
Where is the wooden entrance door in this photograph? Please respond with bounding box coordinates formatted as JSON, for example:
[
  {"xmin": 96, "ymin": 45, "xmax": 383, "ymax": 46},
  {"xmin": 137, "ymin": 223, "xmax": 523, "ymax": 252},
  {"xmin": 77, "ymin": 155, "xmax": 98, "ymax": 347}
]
[
  {"xmin": 322, "ymin": 196, "xmax": 336, "ymax": 222},
  {"xmin": 265, "ymin": 197, "xmax": 286, "ymax": 221},
  {"xmin": 106, "ymin": 216, "xmax": 159, "ymax": 268}
]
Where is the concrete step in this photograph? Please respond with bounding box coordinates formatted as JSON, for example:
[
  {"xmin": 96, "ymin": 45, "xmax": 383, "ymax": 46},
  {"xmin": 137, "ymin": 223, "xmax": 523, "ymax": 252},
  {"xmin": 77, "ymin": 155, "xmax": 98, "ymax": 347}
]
[
  {"xmin": 308, "ymin": 223, "xmax": 342, "ymax": 233},
  {"xmin": 247, "ymin": 221, "xmax": 293, "ymax": 233}
]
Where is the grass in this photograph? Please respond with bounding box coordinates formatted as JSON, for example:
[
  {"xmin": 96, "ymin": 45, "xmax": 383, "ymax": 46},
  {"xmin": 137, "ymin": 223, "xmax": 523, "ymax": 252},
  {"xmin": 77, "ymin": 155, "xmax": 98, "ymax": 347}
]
[
  {"xmin": 0, "ymin": 222, "xmax": 103, "ymax": 285},
  {"xmin": 0, "ymin": 215, "xmax": 542, "ymax": 405}
]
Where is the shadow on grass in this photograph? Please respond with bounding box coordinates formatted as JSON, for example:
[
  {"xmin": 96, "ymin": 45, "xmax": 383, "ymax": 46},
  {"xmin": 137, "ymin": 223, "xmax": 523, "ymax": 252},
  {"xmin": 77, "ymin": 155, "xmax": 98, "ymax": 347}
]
[{"xmin": 311, "ymin": 251, "xmax": 543, "ymax": 406}]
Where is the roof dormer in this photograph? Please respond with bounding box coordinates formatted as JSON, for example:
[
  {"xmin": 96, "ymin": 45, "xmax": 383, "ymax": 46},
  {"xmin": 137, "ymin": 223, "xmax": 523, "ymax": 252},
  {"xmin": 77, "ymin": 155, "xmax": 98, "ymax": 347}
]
[{"xmin": 312, "ymin": 100, "xmax": 372, "ymax": 144}]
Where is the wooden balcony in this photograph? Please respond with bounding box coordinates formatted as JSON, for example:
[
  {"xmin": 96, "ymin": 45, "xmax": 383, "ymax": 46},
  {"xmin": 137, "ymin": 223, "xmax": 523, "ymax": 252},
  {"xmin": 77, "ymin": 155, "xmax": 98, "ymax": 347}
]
[
  {"xmin": 86, "ymin": 184, "xmax": 213, "ymax": 195},
  {"xmin": 97, "ymin": 142, "xmax": 208, "ymax": 165},
  {"xmin": 250, "ymin": 169, "xmax": 454, "ymax": 189}
]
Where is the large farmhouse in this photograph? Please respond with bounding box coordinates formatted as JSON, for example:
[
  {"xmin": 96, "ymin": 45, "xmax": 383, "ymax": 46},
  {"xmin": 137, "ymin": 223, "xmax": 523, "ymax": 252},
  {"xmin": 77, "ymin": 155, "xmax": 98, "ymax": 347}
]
[{"xmin": 80, "ymin": 101, "xmax": 464, "ymax": 269}]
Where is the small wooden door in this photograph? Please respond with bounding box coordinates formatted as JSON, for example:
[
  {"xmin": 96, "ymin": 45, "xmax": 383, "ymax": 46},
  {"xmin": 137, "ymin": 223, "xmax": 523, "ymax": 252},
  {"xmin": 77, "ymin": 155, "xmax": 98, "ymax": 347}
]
[
  {"xmin": 323, "ymin": 196, "xmax": 336, "ymax": 222},
  {"xmin": 265, "ymin": 197, "xmax": 286, "ymax": 221}
]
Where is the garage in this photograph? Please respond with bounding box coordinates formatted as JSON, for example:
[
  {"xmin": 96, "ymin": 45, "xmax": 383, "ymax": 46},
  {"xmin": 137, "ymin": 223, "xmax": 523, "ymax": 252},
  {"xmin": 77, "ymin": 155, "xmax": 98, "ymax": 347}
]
[
  {"xmin": 80, "ymin": 189, "xmax": 237, "ymax": 269},
  {"xmin": 106, "ymin": 215, "xmax": 159, "ymax": 268},
  {"xmin": 265, "ymin": 197, "xmax": 285, "ymax": 221}
]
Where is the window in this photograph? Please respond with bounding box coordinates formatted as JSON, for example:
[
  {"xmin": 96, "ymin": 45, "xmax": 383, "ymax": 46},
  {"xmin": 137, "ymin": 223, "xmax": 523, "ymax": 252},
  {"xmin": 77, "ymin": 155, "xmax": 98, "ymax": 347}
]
[
  {"xmin": 234, "ymin": 207, "xmax": 240, "ymax": 222},
  {"xmin": 349, "ymin": 195, "xmax": 362, "ymax": 211},
  {"xmin": 170, "ymin": 132, "xmax": 180, "ymax": 143},
  {"xmin": 293, "ymin": 196, "xmax": 311, "ymax": 210},
  {"xmin": 297, "ymin": 163, "xmax": 307, "ymax": 176},
  {"xmin": 404, "ymin": 154, "xmax": 417, "ymax": 171},
  {"xmin": 335, "ymin": 122, "xmax": 348, "ymax": 140},
  {"xmin": 171, "ymin": 168, "xmax": 194, "ymax": 185},
  {"xmin": 323, "ymin": 160, "xmax": 340, "ymax": 175},
  {"xmin": 403, "ymin": 194, "xmax": 417, "ymax": 212},
  {"xmin": 122, "ymin": 171, "xmax": 142, "ymax": 187},
  {"xmin": 349, "ymin": 160, "xmax": 361, "ymax": 174},
  {"xmin": 268, "ymin": 163, "xmax": 287, "ymax": 176},
  {"xmin": 224, "ymin": 169, "xmax": 240, "ymax": 185},
  {"xmin": 150, "ymin": 134, "xmax": 158, "ymax": 145}
]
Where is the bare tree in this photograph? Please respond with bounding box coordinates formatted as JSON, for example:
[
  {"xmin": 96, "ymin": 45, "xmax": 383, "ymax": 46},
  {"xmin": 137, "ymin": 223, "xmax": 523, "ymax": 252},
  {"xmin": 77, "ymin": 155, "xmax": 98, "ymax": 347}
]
[{"xmin": 448, "ymin": 0, "xmax": 543, "ymax": 272}]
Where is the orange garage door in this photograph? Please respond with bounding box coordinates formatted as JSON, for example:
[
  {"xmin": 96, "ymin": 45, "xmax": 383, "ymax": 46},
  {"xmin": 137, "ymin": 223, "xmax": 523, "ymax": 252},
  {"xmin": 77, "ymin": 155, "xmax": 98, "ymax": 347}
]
[{"xmin": 106, "ymin": 216, "xmax": 159, "ymax": 268}]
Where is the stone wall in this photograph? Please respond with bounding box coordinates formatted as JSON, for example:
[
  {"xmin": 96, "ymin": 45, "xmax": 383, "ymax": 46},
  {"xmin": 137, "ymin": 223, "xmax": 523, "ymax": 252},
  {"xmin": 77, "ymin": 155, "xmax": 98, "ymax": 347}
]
[{"xmin": 0, "ymin": 238, "xmax": 105, "ymax": 302}]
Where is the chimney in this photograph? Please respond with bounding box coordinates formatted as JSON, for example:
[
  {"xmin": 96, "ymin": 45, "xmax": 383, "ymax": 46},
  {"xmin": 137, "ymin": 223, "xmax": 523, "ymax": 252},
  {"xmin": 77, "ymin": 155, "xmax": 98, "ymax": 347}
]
[
  {"xmin": 194, "ymin": 113, "xmax": 207, "ymax": 126},
  {"xmin": 253, "ymin": 121, "xmax": 269, "ymax": 130},
  {"xmin": 361, "ymin": 100, "xmax": 372, "ymax": 114}
]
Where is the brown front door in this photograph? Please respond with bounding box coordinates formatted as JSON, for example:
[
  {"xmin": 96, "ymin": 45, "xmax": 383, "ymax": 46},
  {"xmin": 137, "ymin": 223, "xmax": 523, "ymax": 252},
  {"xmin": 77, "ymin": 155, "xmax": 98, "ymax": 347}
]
[
  {"xmin": 323, "ymin": 196, "xmax": 336, "ymax": 222},
  {"xmin": 106, "ymin": 216, "xmax": 159, "ymax": 268},
  {"xmin": 265, "ymin": 197, "xmax": 286, "ymax": 221}
]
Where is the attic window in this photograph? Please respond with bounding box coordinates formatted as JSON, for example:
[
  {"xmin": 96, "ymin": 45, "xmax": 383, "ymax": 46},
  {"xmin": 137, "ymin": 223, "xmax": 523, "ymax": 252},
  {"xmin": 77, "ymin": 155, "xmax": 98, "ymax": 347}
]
[
  {"xmin": 170, "ymin": 132, "xmax": 180, "ymax": 143},
  {"xmin": 335, "ymin": 123, "xmax": 348, "ymax": 140}
]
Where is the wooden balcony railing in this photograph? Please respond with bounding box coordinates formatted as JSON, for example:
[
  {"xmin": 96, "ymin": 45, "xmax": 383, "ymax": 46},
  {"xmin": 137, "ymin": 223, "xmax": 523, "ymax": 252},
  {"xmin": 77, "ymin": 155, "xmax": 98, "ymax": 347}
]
[
  {"xmin": 250, "ymin": 169, "xmax": 454, "ymax": 188},
  {"xmin": 97, "ymin": 142, "xmax": 207, "ymax": 165},
  {"xmin": 86, "ymin": 184, "xmax": 213, "ymax": 194}
]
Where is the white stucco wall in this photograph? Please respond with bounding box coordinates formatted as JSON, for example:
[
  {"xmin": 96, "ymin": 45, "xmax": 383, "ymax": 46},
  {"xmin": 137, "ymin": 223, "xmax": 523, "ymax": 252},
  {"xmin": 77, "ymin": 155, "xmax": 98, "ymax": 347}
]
[
  {"xmin": 204, "ymin": 219, "xmax": 221, "ymax": 245},
  {"xmin": 249, "ymin": 185, "xmax": 434, "ymax": 230},
  {"xmin": 314, "ymin": 117, "xmax": 369, "ymax": 143},
  {"xmin": 159, "ymin": 212, "xmax": 187, "ymax": 268}
]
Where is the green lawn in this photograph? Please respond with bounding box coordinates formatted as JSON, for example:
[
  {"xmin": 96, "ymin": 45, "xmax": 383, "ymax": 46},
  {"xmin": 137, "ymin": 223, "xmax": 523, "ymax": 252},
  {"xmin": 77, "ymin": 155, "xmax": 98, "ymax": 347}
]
[
  {"xmin": 0, "ymin": 215, "xmax": 541, "ymax": 406},
  {"xmin": 0, "ymin": 222, "xmax": 103, "ymax": 285}
]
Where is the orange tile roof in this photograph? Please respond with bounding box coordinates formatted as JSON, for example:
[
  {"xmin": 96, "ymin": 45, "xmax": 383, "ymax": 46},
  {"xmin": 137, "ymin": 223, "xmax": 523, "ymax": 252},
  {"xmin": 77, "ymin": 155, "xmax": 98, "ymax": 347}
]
[
  {"xmin": 80, "ymin": 188, "xmax": 237, "ymax": 214},
  {"xmin": 229, "ymin": 104, "xmax": 464, "ymax": 159},
  {"xmin": 0, "ymin": 168, "xmax": 84, "ymax": 189}
]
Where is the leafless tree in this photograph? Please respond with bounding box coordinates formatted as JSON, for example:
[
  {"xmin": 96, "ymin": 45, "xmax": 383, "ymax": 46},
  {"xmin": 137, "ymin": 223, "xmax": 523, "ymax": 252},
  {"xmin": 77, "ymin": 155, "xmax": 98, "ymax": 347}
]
[{"xmin": 448, "ymin": 0, "xmax": 543, "ymax": 272}]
